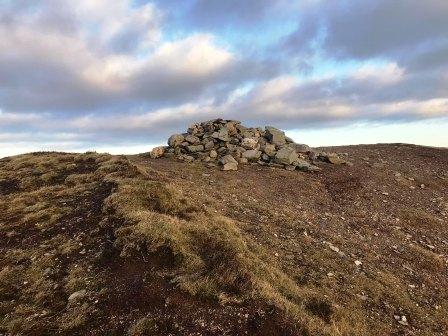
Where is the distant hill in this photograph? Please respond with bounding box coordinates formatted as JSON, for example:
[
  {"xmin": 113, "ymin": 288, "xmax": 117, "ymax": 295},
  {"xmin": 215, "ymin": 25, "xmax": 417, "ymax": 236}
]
[{"xmin": 1, "ymin": 144, "xmax": 447, "ymax": 335}]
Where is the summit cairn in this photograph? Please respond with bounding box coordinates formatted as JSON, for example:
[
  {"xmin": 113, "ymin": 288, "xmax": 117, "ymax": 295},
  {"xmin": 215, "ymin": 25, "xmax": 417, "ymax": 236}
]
[{"xmin": 151, "ymin": 119, "xmax": 348, "ymax": 171}]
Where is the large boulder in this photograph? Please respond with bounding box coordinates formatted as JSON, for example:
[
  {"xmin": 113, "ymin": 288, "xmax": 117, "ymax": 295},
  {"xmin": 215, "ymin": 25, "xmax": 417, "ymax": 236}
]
[
  {"xmin": 326, "ymin": 154, "xmax": 346, "ymax": 165},
  {"xmin": 187, "ymin": 145, "xmax": 204, "ymax": 153},
  {"xmin": 212, "ymin": 127, "xmax": 230, "ymax": 142},
  {"xmin": 319, "ymin": 153, "xmax": 347, "ymax": 165},
  {"xmin": 220, "ymin": 155, "xmax": 238, "ymax": 171},
  {"xmin": 168, "ymin": 134, "xmax": 184, "ymax": 147},
  {"xmin": 150, "ymin": 146, "xmax": 166, "ymax": 158},
  {"xmin": 295, "ymin": 159, "xmax": 321, "ymax": 172},
  {"xmin": 265, "ymin": 126, "xmax": 286, "ymax": 146},
  {"xmin": 288, "ymin": 143, "xmax": 312, "ymax": 153},
  {"xmin": 241, "ymin": 137, "xmax": 258, "ymax": 150},
  {"xmin": 220, "ymin": 154, "xmax": 237, "ymax": 165},
  {"xmin": 242, "ymin": 150, "xmax": 262, "ymax": 162},
  {"xmin": 185, "ymin": 134, "xmax": 200, "ymax": 144},
  {"xmin": 262, "ymin": 143, "xmax": 276, "ymax": 157},
  {"xmin": 275, "ymin": 147, "xmax": 298, "ymax": 165}
]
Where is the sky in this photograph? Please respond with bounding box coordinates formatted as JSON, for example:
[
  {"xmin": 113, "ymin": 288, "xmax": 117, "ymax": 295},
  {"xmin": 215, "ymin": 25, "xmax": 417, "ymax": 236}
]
[{"xmin": 1, "ymin": 0, "xmax": 447, "ymax": 157}]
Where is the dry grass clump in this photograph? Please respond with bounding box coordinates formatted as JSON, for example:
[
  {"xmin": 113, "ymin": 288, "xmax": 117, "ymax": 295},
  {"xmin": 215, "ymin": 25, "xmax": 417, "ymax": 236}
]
[
  {"xmin": 0, "ymin": 152, "xmax": 116, "ymax": 334},
  {"xmin": 107, "ymin": 167, "xmax": 363, "ymax": 335},
  {"xmin": 127, "ymin": 316, "xmax": 160, "ymax": 336}
]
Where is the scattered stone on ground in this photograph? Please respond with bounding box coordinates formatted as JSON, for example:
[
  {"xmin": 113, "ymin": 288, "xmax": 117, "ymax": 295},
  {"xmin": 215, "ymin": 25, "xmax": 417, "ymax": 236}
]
[
  {"xmin": 68, "ymin": 289, "xmax": 87, "ymax": 303},
  {"xmin": 394, "ymin": 315, "xmax": 409, "ymax": 326},
  {"xmin": 151, "ymin": 119, "xmax": 348, "ymax": 171}
]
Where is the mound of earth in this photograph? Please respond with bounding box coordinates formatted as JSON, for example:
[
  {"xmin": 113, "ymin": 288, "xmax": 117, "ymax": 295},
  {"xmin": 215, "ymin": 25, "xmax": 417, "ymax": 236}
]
[{"xmin": 0, "ymin": 144, "xmax": 447, "ymax": 336}]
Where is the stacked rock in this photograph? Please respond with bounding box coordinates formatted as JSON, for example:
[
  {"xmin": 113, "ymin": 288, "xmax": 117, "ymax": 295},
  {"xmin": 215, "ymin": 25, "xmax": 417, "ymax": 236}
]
[{"xmin": 150, "ymin": 119, "xmax": 347, "ymax": 171}]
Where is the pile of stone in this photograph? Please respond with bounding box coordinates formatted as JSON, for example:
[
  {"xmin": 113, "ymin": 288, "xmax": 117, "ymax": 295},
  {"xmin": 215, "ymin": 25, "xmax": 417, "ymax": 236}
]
[{"xmin": 150, "ymin": 119, "xmax": 348, "ymax": 171}]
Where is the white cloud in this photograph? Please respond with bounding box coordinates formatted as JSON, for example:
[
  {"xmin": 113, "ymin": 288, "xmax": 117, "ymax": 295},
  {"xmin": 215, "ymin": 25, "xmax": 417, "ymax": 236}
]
[
  {"xmin": 0, "ymin": 111, "xmax": 41, "ymax": 125},
  {"xmin": 380, "ymin": 99, "xmax": 448, "ymax": 118},
  {"xmin": 250, "ymin": 76, "xmax": 298, "ymax": 102},
  {"xmin": 147, "ymin": 34, "xmax": 233, "ymax": 76},
  {"xmin": 0, "ymin": 5, "xmax": 235, "ymax": 112},
  {"xmin": 350, "ymin": 63, "xmax": 404, "ymax": 84}
]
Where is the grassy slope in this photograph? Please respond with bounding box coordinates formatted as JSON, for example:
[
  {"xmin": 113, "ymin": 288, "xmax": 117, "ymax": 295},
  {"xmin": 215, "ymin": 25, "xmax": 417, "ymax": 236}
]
[{"xmin": 0, "ymin": 144, "xmax": 447, "ymax": 335}]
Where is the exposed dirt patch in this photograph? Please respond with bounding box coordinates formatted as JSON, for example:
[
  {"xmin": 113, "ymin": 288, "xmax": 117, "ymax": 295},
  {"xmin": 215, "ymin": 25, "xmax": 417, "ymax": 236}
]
[{"xmin": 0, "ymin": 179, "xmax": 20, "ymax": 195}]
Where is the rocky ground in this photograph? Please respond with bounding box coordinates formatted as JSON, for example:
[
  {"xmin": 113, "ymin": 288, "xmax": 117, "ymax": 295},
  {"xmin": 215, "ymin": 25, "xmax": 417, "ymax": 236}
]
[{"xmin": 0, "ymin": 143, "xmax": 447, "ymax": 335}]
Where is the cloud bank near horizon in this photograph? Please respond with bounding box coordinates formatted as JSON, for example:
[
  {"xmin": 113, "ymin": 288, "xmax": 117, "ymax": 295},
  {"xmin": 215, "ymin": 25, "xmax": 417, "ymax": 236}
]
[{"xmin": 1, "ymin": 0, "xmax": 448, "ymax": 154}]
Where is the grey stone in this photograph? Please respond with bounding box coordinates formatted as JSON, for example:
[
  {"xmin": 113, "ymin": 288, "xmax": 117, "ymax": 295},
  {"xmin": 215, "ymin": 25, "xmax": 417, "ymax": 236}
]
[
  {"xmin": 68, "ymin": 289, "xmax": 87, "ymax": 302},
  {"xmin": 187, "ymin": 125, "xmax": 196, "ymax": 134},
  {"xmin": 241, "ymin": 137, "xmax": 258, "ymax": 149},
  {"xmin": 196, "ymin": 152, "xmax": 208, "ymax": 160},
  {"xmin": 209, "ymin": 149, "xmax": 217, "ymax": 158},
  {"xmin": 231, "ymin": 150, "xmax": 242, "ymax": 158},
  {"xmin": 275, "ymin": 147, "xmax": 298, "ymax": 165},
  {"xmin": 327, "ymin": 154, "xmax": 346, "ymax": 165},
  {"xmin": 295, "ymin": 159, "xmax": 321, "ymax": 172},
  {"xmin": 222, "ymin": 162, "xmax": 238, "ymax": 171},
  {"xmin": 229, "ymin": 138, "xmax": 240, "ymax": 145},
  {"xmin": 308, "ymin": 151, "xmax": 318, "ymax": 161},
  {"xmin": 242, "ymin": 150, "xmax": 262, "ymax": 161},
  {"xmin": 220, "ymin": 154, "xmax": 238, "ymax": 165},
  {"xmin": 225, "ymin": 122, "xmax": 238, "ymax": 136},
  {"xmin": 317, "ymin": 153, "xmax": 346, "ymax": 164},
  {"xmin": 204, "ymin": 140, "xmax": 214, "ymax": 150},
  {"xmin": 187, "ymin": 145, "xmax": 204, "ymax": 153},
  {"xmin": 168, "ymin": 134, "xmax": 184, "ymax": 147},
  {"xmin": 185, "ymin": 134, "xmax": 200, "ymax": 144},
  {"xmin": 262, "ymin": 143, "xmax": 276, "ymax": 157},
  {"xmin": 212, "ymin": 127, "xmax": 229, "ymax": 141},
  {"xmin": 217, "ymin": 147, "xmax": 227, "ymax": 154},
  {"xmin": 288, "ymin": 143, "xmax": 311, "ymax": 153},
  {"xmin": 265, "ymin": 126, "xmax": 286, "ymax": 146},
  {"xmin": 226, "ymin": 143, "xmax": 237, "ymax": 151},
  {"xmin": 150, "ymin": 146, "xmax": 166, "ymax": 159},
  {"xmin": 258, "ymin": 137, "xmax": 267, "ymax": 146},
  {"xmin": 184, "ymin": 155, "xmax": 195, "ymax": 163}
]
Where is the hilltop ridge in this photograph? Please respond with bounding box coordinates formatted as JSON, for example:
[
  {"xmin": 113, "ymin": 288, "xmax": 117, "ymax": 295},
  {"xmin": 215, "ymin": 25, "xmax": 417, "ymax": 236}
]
[{"xmin": 0, "ymin": 143, "xmax": 447, "ymax": 335}]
